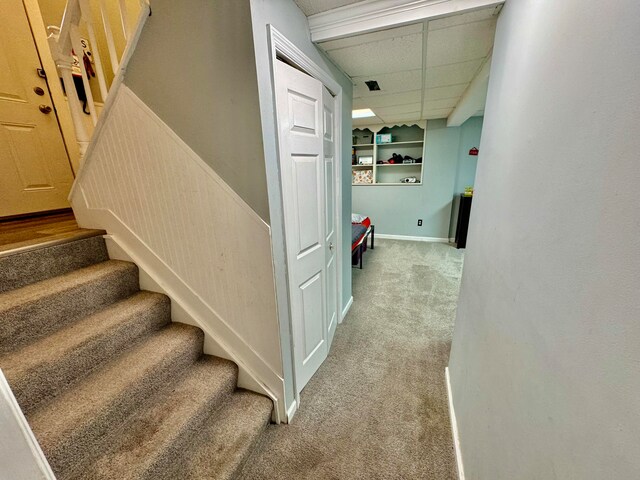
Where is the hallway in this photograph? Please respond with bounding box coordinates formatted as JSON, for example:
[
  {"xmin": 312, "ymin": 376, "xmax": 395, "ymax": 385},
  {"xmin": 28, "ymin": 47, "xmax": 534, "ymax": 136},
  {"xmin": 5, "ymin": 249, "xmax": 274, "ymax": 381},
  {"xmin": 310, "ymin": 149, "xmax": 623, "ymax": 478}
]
[{"xmin": 241, "ymin": 240, "xmax": 464, "ymax": 479}]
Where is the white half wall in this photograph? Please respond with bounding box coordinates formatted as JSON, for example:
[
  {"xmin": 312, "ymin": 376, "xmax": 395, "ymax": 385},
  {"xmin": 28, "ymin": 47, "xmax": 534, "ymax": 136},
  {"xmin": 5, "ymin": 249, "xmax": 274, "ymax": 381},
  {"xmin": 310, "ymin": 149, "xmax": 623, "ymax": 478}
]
[
  {"xmin": 448, "ymin": 0, "xmax": 640, "ymax": 478},
  {"xmin": 70, "ymin": 85, "xmax": 286, "ymax": 420}
]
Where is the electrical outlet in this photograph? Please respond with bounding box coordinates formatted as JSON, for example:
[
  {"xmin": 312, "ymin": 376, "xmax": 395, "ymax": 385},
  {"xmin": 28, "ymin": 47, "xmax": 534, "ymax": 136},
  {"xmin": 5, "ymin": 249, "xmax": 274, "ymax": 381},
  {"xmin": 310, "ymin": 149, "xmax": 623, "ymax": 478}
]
[{"xmin": 417, "ymin": 219, "xmax": 423, "ymax": 226}]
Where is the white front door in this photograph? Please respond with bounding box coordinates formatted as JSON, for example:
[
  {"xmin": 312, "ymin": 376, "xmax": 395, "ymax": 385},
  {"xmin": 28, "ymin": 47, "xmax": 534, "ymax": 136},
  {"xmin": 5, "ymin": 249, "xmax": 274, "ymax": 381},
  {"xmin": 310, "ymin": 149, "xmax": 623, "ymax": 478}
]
[
  {"xmin": 275, "ymin": 60, "xmax": 338, "ymax": 393},
  {"xmin": 322, "ymin": 86, "xmax": 338, "ymax": 346},
  {"xmin": 0, "ymin": 0, "xmax": 75, "ymax": 217}
]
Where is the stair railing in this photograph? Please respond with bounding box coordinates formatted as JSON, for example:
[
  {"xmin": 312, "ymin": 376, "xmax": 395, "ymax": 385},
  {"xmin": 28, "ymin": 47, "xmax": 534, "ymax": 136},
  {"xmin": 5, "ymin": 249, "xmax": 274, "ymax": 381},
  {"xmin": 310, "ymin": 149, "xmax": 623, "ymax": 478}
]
[{"xmin": 47, "ymin": 0, "xmax": 149, "ymax": 158}]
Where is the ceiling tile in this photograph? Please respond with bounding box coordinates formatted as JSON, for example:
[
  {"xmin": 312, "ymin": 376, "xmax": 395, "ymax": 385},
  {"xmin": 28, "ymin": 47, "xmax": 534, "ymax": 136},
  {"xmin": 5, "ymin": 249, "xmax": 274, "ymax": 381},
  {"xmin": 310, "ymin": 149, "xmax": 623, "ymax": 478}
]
[
  {"xmin": 320, "ymin": 23, "xmax": 423, "ymax": 51},
  {"xmin": 353, "ymin": 90, "xmax": 421, "ymax": 109},
  {"xmin": 423, "ymin": 97, "xmax": 459, "ymax": 111},
  {"xmin": 428, "ymin": 6, "xmax": 500, "ymax": 31},
  {"xmin": 326, "ymin": 33, "xmax": 423, "ymax": 77},
  {"xmin": 426, "ymin": 19, "xmax": 496, "ymax": 67},
  {"xmin": 423, "ymin": 108, "xmax": 453, "ymax": 120},
  {"xmin": 424, "ymin": 84, "xmax": 468, "ymax": 101},
  {"xmin": 373, "ymin": 104, "xmax": 422, "ymax": 117},
  {"xmin": 425, "ymin": 59, "xmax": 482, "ymax": 88},
  {"xmin": 379, "ymin": 112, "xmax": 422, "ymax": 124},
  {"xmin": 293, "ymin": 0, "xmax": 366, "ymax": 16},
  {"xmin": 352, "ymin": 70, "xmax": 422, "ymax": 97},
  {"xmin": 353, "ymin": 115, "xmax": 383, "ymax": 127}
]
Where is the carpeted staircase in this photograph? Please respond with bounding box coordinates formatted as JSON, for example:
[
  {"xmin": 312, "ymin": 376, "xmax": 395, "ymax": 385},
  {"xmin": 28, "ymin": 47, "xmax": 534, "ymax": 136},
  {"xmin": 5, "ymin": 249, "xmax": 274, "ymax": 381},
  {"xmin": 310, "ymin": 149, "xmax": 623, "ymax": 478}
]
[{"xmin": 0, "ymin": 232, "xmax": 272, "ymax": 479}]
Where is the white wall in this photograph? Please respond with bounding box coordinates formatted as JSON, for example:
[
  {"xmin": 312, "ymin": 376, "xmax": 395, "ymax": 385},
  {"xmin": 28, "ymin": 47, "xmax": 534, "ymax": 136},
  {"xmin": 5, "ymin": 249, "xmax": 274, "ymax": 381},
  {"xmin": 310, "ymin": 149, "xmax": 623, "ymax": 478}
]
[{"xmin": 448, "ymin": 0, "xmax": 640, "ymax": 478}]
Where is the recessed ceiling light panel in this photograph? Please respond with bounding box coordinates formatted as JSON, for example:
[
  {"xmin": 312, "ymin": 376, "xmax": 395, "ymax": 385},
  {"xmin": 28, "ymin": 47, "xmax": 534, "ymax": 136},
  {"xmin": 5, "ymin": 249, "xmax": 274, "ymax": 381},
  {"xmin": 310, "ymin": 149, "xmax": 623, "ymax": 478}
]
[{"xmin": 352, "ymin": 108, "xmax": 376, "ymax": 119}]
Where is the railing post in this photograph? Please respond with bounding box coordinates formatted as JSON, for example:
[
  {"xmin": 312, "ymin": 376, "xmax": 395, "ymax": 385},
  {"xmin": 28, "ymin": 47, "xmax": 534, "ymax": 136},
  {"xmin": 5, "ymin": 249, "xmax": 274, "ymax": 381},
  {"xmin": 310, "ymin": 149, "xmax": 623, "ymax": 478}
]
[{"xmin": 56, "ymin": 58, "xmax": 90, "ymax": 157}]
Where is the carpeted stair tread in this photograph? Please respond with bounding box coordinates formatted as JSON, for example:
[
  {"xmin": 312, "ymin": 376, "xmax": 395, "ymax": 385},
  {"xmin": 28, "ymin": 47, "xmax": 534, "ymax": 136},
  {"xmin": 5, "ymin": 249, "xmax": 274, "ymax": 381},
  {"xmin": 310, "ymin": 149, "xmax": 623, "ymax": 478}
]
[
  {"xmin": 163, "ymin": 390, "xmax": 273, "ymax": 480},
  {"xmin": 0, "ymin": 260, "xmax": 139, "ymax": 354},
  {"xmin": 1, "ymin": 291, "xmax": 171, "ymax": 415},
  {"xmin": 0, "ymin": 235, "xmax": 108, "ymax": 293},
  {"xmin": 73, "ymin": 357, "xmax": 238, "ymax": 480},
  {"xmin": 29, "ymin": 323, "xmax": 204, "ymax": 477}
]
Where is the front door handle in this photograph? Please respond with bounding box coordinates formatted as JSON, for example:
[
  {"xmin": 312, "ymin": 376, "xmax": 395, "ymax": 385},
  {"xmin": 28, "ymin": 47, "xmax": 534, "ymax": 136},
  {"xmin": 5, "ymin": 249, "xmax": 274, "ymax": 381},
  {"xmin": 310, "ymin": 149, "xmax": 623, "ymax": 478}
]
[{"xmin": 39, "ymin": 105, "xmax": 52, "ymax": 114}]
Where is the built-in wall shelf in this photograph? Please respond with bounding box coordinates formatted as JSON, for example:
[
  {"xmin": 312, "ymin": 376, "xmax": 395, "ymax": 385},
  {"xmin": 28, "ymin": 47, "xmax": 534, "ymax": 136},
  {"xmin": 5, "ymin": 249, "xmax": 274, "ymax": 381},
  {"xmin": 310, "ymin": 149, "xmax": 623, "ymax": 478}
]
[
  {"xmin": 375, "ymin": 163, "xmax": 422, "ymax": 167},
  {"xmin": 352, "ymin": 123, "xmax": 426, "ymax": 186},
  {"xmin": 377, "ymin": 140, "xmax": 424, "ymax": 146}
]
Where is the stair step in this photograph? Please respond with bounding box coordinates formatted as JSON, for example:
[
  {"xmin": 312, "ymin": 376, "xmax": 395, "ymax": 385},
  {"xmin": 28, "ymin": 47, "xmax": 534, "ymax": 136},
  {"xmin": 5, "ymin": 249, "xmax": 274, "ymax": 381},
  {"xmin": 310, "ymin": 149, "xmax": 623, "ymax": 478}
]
[
  {"xmin": 71, "ymin": 356, "xmax": 238, "ymax": 480},
  {"xmin": 162, "ymin": 390, "xmax": 273, "ymax": 480},
  {"xmin": 1, "ymin": 291, "xmax": 171, "ymax": 415},
  {"xmin": 0, "ymin": 260, "xmax": 139, "ymax": 354},
  {"xmin": 0, "ymin": 234, "xmax": 108, "ymax": 293},
  {"xmin": 29, "ymin": 323, "xmax": 204, "ymax": 478}
]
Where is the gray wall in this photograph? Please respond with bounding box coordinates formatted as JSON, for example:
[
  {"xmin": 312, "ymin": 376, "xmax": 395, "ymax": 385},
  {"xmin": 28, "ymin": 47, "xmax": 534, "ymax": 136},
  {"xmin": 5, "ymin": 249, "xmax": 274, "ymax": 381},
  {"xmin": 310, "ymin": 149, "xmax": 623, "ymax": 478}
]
[
  {"xmin": 448, "ymin": 0, "xmax": 640, "ymax": 478},
  {"xmin": 248, "ymin": 0, "xmax": 353, "ymax": 411},
  {"xmin": 352, "ymin": 118, "xmax": 482, "ymax": 239},
  {"xmin": 125, "ymin": 0, "xmax": 270, "ymax": 222}
]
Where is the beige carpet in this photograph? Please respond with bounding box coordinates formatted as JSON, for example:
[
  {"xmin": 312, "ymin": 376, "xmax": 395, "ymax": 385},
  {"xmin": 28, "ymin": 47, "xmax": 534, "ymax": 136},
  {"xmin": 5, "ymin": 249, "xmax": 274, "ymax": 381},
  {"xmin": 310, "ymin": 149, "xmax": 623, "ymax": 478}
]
[{"xmin": 240, "ymin": 239, "xmax": 464, "ymax": 480}]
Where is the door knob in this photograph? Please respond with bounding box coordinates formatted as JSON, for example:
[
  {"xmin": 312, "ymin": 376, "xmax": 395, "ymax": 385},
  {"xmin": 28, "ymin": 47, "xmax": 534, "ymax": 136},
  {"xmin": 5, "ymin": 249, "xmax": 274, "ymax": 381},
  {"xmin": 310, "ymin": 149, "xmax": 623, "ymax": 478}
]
[
  {"xmin": 39, "ymin": 104, "xmax": 52, "ymax": 114},
  {"xmin": 33, "ymin": 86, "xmax": 45, "ymax": 96},
  {"xmin": 329, "ymin": 242, "xmax": 333, "ymax": 251}
]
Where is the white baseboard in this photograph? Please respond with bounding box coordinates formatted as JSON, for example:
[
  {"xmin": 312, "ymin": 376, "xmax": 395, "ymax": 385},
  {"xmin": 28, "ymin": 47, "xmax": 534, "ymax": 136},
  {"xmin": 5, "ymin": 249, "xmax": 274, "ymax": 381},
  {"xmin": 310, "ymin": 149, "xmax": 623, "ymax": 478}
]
[
  {"xmin": 445, "ymin": 367, "xmax": 465, "ymax": 480},
  {"xmin": 341, "ymin": 295, "xmax": 354, "ymax": 322},
  {"xmin": 449, "ymin": 237, "xmax": 456, "ymax": 243},
  {"xmin": 375, "ymin": 233, "xmax": 451, "ymax": 243},
  {"xmin": 285, "ymin": 398, "xmax": 298, "ymax": 423}
]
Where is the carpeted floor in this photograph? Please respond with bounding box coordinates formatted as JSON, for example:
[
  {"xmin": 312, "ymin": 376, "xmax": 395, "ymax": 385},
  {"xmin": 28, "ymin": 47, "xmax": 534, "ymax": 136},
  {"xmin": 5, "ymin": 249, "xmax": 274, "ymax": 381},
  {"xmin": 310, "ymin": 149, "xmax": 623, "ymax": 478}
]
[{"xmin": 240, "ymin": 239, "xmax": 465, "ymax": 480}]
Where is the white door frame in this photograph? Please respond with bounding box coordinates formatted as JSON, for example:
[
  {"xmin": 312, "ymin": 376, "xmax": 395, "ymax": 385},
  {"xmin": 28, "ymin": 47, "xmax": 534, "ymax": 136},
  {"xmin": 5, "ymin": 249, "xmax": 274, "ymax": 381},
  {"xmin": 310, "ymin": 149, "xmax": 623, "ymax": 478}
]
[{"xmin": 268, "ymin": 26, "xmax": 343, "ymax": 410}]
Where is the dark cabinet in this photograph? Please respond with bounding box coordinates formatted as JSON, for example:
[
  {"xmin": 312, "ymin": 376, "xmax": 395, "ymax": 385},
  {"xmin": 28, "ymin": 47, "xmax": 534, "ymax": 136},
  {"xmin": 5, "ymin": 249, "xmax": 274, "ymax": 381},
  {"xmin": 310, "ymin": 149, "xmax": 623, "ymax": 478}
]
[{"xmin": 455, "ymin": 195, "xmax": 473, "ymax": 249}]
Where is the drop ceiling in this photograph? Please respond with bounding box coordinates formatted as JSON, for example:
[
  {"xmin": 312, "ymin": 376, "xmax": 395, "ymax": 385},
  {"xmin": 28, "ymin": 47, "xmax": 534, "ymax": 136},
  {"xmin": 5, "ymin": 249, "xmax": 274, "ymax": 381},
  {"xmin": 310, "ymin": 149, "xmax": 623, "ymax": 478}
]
[{"xmin": 294, "ymin": 2, "xmax": 500, "ymax": 126}]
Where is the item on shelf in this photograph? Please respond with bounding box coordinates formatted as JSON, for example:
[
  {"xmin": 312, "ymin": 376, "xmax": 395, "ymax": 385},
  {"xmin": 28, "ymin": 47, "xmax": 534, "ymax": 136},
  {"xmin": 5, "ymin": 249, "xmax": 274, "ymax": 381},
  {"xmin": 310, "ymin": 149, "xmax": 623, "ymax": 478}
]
[
  {"xmin": 353, "ymin": 169, "xmax": 373, "ymax": 184},
  {"xmin": 415, "ymin": 157, "xmax": 423, "ymax": 163},
  {"xmin": 352, "ymin": 135, "xmax": 358, "ymax": 145},
  {"xmin": 376, "ymin": 133, "xmax": 392, "ymax": 144},
  {"xmin": 400, "ymin": 176, "xmax": 418, "ymax": 183},
  {"xmin": 387, "ymin": 153, "xmax": 404, "ymax": 164},
  {"xmin": 402, "ymin": 155, "xmax": 415, "ymax": 164},
  {"xmin": 352, "ymin": 148, "xmax": 357, "ymax": 165},
  {"xmin": 358, "ymin": 155, "xmax": 373, "ymax": 165}
]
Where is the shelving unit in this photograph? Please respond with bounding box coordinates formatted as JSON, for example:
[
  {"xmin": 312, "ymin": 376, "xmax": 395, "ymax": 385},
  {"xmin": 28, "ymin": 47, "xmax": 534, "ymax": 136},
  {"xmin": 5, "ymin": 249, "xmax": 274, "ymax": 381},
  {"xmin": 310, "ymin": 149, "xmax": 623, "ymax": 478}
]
[{"xmin": 352, "ymin": 122, "xmax": 426, "ymax": 186}]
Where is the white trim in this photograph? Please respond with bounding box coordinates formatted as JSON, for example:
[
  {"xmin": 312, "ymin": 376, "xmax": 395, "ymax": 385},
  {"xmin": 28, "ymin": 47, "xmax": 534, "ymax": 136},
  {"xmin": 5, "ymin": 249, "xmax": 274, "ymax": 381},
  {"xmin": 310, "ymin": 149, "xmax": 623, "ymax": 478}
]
[
  {"xmin": 341, "ymin": 295, "xmax": 354, "ymax": 321},
  {"xmin": 286, "ymin": 398, "xmax": 298, "ymax": 423},
  {"xmin": 446, "ymin": 367, "xmax": 465, "ymax": 480},
  {"xmin": 375, "ymin": 233, "xmax": 450, "ymax": 243},
  {"xmin": 0, "ymin": 369, "xmax": 56, "ymax": 480},
  {"xmin": 308, "ymin": 0, "xmax": 504, "ymax": 43}
]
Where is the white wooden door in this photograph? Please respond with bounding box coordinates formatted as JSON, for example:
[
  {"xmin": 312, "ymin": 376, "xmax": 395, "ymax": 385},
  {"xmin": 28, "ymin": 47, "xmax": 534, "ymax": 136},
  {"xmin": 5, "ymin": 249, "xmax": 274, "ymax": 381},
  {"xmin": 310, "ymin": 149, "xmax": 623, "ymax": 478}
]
[
  {"xmin": 322, "ymin": 86, "xmax": 338, "ymax": 346},
  {"xmin": 275, "ymin": 60, "xmax": 338, "ymax": 392},
  {"xmin": 0, "ymin": 0, "xmax": 75, "ymax": 217}
]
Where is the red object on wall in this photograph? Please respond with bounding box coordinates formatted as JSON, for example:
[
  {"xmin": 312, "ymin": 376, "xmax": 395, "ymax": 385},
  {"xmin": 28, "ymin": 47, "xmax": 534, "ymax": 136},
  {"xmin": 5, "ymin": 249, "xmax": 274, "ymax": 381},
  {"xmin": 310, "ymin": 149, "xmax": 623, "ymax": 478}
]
[{"xmin": 469, "ymin": 147, "xmax": 479, "ymax": 156}]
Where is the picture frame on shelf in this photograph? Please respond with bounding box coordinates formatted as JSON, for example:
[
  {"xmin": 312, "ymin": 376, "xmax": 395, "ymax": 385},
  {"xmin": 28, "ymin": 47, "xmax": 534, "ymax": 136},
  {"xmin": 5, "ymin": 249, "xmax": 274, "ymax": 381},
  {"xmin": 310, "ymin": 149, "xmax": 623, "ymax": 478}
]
[{"xmin": 358, "ymin": 155, "xmax": 373, "ymax": 165}]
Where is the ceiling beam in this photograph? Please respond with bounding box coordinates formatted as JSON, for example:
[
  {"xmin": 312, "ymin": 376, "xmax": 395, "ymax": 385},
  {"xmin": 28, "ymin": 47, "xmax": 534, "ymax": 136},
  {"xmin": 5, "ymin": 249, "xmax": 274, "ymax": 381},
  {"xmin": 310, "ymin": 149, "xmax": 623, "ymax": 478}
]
[
  {"xmin": 308, "ymin": 0, "xmax": 504, "ymax": 43},
  {"xmin": 447, "ymin": 54, "xmax": 492, "ymax": 127}
]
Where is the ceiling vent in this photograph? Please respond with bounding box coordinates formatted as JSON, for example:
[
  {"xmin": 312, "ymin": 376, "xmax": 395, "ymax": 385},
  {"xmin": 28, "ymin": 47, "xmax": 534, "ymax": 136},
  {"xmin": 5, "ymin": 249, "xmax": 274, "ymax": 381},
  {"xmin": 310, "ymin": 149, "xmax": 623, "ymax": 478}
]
[{"xmin": 365, "ymin": 80, "xmax": 381, "ymax": 91}]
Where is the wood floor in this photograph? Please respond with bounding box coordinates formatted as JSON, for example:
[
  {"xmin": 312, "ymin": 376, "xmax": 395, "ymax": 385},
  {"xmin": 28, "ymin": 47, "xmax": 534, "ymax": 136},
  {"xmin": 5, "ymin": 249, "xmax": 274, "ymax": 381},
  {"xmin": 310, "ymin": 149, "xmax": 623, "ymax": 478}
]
[{"xmin": 0, "ymin": 211, "xmax": 104, "ymax": 256}]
